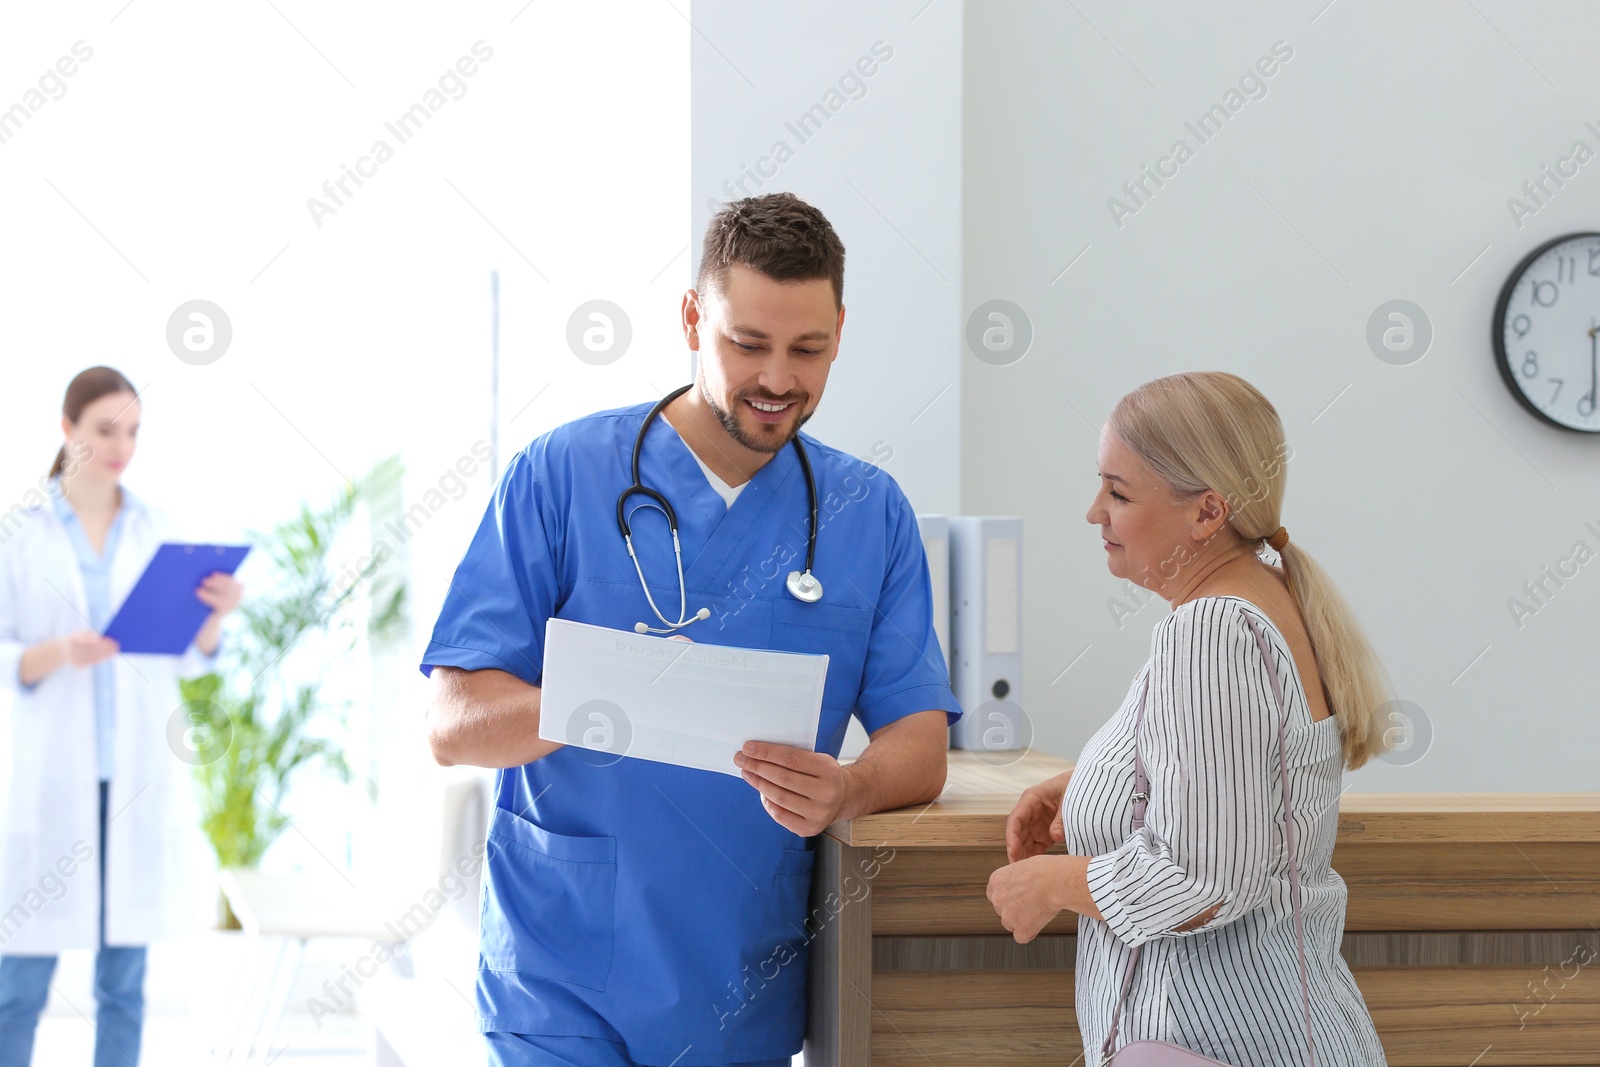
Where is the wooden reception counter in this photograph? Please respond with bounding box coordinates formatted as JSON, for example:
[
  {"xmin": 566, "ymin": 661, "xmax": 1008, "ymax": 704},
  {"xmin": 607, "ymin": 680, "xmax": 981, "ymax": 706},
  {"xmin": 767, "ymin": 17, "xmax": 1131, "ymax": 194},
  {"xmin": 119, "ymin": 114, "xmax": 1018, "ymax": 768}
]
[{"xmin": 806, "ymin": 751, "xmax": 1600, "ymax": 1066}]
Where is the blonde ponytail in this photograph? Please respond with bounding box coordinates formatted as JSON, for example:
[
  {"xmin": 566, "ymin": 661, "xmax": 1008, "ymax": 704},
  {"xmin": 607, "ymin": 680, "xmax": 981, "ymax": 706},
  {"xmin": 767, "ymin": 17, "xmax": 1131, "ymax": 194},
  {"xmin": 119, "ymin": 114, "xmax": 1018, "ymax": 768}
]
[{"xmin": 1110, "ymin": 371, "xmax": 1394, "ymax": 769}]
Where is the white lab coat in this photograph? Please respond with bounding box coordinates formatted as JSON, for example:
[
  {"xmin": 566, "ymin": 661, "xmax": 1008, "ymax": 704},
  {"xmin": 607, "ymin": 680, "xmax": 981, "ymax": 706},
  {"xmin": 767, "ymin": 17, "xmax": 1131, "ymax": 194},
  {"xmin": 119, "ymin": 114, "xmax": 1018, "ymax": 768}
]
[{"xmin": 0, "ymin": 483, "xmax": 216, "ymax": 953}]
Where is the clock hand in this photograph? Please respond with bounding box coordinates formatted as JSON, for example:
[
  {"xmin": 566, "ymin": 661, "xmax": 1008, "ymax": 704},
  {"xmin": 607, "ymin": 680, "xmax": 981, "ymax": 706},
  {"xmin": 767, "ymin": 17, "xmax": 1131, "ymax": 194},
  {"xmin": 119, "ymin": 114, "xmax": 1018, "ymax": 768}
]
[{"xmin": 1590, "ymin": 325, "xmax": 1598, "ymax": 409}]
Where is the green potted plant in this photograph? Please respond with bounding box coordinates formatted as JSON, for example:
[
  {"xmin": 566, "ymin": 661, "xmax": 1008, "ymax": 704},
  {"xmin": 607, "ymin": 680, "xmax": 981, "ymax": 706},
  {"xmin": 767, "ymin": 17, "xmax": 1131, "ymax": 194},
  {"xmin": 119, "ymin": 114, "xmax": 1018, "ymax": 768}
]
[{"xmin": 177, "ymin": 457, "xmax": 406, "ymax": 927}]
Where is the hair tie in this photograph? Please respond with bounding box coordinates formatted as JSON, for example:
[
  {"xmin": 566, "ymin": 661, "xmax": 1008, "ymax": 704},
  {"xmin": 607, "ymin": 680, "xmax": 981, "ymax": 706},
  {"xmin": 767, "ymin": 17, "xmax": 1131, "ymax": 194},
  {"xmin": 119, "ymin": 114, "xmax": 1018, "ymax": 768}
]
[{"xmin": 1266, "ymin": 525, "xmax": 1289, "ymax": 552}]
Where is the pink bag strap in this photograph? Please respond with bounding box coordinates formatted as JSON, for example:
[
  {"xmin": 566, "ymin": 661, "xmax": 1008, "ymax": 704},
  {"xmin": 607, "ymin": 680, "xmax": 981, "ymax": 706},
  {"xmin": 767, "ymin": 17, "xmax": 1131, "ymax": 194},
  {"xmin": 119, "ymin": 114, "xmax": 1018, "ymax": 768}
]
[{"xmin": 1099, "ymin": 612, "xmax": 1318, "ymax": 1067}]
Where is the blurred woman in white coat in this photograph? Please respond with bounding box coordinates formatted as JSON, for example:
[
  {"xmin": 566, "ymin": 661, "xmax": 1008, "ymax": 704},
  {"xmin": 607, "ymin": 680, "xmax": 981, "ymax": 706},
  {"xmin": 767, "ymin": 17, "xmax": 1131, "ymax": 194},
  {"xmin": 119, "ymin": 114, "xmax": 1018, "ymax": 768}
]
[{"xmin": 0, "ymin": 366, "xmax": 242, "ymax": 1067}]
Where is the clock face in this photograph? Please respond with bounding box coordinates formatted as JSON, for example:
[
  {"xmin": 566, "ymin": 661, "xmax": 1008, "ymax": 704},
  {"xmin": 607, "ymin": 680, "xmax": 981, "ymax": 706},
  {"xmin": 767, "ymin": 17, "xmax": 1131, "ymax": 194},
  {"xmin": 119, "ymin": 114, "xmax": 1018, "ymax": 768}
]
[{"xmin": 1493, "ymin": 232, "xmax": 1600, "ymax": 433}]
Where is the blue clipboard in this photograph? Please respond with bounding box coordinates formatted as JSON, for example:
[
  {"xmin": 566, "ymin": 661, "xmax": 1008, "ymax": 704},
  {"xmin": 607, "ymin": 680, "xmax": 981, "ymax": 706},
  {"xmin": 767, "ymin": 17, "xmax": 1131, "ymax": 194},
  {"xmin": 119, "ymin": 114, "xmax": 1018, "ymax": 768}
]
[{"xmin": 103, "ymin": 542, "xmax": 251, "ymax": 655}]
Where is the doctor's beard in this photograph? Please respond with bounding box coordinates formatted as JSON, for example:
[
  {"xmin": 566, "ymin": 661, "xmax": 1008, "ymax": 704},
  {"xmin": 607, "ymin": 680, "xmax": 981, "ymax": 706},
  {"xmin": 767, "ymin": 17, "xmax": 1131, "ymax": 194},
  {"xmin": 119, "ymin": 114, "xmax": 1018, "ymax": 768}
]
[{"xmin": 706, "ymin": 384, "xmax": 813, "ymax": 454}]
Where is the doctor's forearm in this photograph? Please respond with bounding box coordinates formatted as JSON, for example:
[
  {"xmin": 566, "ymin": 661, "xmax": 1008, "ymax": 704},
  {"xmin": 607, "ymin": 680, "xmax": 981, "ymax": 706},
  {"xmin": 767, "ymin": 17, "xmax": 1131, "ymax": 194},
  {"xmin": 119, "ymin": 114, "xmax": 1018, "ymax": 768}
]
[
  {"xmin": 426, "ymin": 665, "xmax": 564, "ymax": 768},
  {"xmin": 194, "ymin": 612, "xmax": 223, "ymax": 656},
  {"xmin": 838, "ymin": 709, "xmax": 949, "ymax": 821},
  {"xmin": 18, "ymin": 639, "xmax": 68, "ymax": 686}
]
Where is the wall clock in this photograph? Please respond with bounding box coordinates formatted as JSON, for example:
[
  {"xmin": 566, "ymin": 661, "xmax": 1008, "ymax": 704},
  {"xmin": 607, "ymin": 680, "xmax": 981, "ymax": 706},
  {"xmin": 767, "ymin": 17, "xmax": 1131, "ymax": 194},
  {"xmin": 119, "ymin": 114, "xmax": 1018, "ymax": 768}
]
[{"xmin": 1492, "ymin": 231, "xmax": 1600, "ymax": 433}]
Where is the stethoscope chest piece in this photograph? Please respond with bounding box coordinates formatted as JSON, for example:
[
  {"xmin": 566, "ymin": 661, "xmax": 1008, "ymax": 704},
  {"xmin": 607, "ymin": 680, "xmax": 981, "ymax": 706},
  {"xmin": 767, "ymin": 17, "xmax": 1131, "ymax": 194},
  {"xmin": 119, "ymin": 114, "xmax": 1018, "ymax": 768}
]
[
  {"xmin": 623, "ymin": 384, "xmax": 827, "ymax": 630},
  {"xmin": 786, "ymin": 569, "xmax": 823, "ymax": 603}
]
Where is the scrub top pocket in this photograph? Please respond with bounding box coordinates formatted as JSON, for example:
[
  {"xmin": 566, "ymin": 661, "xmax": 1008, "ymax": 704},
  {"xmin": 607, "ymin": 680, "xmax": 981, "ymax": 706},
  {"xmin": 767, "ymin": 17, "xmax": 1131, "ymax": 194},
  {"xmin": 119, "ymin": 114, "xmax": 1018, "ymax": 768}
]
[
  {"xmin": 770, "ymin": 600, "xmax": 872, "ymax": 747},
  {"xmin": 480, "ymin": 806, "xmax": 617, "ymax": 992}
]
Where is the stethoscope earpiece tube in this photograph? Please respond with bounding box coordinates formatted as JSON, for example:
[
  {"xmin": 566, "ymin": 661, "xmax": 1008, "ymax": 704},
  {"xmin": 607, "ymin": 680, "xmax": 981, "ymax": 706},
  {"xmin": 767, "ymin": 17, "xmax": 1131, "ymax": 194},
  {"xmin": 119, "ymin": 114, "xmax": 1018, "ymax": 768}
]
[{"xmin": 618, "ymin": 384, "xmax": 824, "ymax": 632}]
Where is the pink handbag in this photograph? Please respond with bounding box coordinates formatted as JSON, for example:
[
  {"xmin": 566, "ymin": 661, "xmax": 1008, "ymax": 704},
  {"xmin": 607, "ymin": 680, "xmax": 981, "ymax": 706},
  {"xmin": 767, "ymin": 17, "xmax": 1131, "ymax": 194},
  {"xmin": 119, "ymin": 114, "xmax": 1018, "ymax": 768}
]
[{"xmin": 1099, "ymin": 613, "xmax": 1318, "ymax": 1067}]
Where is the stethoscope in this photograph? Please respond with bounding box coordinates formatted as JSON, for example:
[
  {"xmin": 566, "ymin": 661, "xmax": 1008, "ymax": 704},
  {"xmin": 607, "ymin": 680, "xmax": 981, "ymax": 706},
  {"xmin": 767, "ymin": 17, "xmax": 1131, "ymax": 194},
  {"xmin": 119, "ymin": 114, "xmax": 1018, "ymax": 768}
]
[{"xmin": 617, "ymin": 383, "xmax": 823, "ymax": 635}]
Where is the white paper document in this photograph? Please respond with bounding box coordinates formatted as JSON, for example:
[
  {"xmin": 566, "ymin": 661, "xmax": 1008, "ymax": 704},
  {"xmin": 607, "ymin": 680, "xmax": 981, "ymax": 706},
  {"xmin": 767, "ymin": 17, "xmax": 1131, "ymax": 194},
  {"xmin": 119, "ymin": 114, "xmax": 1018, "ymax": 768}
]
[{"xmin": 536, "ymin": 618, "xmax": 829, "ymax": 777}]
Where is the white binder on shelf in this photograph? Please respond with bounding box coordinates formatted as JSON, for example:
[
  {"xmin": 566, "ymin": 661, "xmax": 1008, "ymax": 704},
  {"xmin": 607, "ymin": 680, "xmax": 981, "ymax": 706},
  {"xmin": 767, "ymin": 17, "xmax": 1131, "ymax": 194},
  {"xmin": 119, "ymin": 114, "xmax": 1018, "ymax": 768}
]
[
  {"xmin": 916, "ymin": 514, "xmax": 951, "ymax": 675},
  {"xmin": 947, "ymin": 516, "xmax": 1028, "ymax": 752}
]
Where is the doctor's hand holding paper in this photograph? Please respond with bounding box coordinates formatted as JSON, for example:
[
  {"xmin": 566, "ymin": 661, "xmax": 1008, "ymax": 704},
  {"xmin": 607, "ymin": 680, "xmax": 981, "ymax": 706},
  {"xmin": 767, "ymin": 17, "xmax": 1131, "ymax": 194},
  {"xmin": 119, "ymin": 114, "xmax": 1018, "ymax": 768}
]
[
  {"xmin": 733, "ymin": 738, "xmax": 849, "ymax": 837},
  {"xmin": 0, "ymin": 366, "xmax": 244, "ymax": 1067},
  {"xmin": 422, "ymin": 193, "xmax": 962, "ymax": 1067},
  {"xmin": 576, "ymin": 626, "xmax": 879, "ymax": 838}
]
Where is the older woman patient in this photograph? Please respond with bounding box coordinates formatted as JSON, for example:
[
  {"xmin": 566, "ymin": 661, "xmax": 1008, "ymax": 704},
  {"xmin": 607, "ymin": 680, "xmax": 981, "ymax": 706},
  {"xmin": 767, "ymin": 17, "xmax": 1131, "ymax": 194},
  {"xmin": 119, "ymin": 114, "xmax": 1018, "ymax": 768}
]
[{"xmin": 987, "ymin": 371, "xmax": 1389, "ymax": 1067}]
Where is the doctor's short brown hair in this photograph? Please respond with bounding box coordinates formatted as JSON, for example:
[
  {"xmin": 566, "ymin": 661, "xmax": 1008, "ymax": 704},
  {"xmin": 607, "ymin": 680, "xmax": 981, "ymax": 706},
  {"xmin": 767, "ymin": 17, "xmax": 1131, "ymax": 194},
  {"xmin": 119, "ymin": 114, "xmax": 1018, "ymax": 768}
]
[{"xmin": 697, "ymin": 192, "xmax": 846, "ymax": 310}]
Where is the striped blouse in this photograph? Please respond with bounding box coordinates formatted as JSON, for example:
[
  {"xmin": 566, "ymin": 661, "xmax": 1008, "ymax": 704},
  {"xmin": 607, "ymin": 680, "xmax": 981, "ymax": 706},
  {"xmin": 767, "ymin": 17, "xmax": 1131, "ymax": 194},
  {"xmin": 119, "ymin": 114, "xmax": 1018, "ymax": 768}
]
[{"xmin": 1062, "ymin": 595, "xmax": 1387, "ymax": 1067}]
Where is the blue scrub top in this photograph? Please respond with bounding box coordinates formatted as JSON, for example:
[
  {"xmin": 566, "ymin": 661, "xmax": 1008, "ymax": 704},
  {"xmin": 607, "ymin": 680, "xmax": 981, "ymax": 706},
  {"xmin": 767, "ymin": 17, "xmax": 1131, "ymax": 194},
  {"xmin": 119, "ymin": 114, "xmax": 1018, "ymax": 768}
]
[
  {"xmin": 49, "ymin": 481, "xmax": 127, "ymax": 783},
  {"xmin": 421, "ymin": 400, "xmax": 961, "ymax": 1065}
]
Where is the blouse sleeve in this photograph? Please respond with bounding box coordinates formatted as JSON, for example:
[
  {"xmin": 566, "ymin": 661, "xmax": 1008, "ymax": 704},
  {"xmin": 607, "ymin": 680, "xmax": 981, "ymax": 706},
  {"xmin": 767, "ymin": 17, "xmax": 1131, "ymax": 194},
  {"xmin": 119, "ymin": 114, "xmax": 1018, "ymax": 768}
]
[{"xmin": 1085, "ymin": 599, "xmax": 1282, "ymax": 947}]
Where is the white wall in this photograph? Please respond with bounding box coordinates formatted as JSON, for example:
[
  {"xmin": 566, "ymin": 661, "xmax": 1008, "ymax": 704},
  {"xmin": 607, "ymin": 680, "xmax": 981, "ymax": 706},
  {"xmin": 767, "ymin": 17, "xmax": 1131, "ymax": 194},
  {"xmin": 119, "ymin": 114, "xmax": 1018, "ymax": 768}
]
[
  {"xmin": 961, "ymin": 2, "xmax": 1600, "ymax": 790},
  {"xmin": 689, "ymin": 0, "xmax": 965, "ymax": 515}
]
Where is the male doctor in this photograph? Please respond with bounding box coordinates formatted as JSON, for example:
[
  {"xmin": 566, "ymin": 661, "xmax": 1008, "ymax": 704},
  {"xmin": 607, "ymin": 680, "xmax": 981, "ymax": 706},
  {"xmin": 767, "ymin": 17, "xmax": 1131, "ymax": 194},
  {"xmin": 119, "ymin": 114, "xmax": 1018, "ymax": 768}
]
[{"xmin": 422, "ymin": 192, "xmax": 960, "ymax": 1066}]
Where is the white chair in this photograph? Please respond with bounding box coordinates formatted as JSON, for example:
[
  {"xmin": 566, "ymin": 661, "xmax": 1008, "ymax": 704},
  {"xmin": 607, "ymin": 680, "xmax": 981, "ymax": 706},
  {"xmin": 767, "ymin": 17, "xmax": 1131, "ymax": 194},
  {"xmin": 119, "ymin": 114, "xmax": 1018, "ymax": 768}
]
[
  {"xmin": 212, "ymin": 867, "xmax": 402, "ymax": 1066},
  {"xmin": 369, "ymin": 769, "xmax": 492, "ymax": 1067}
]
